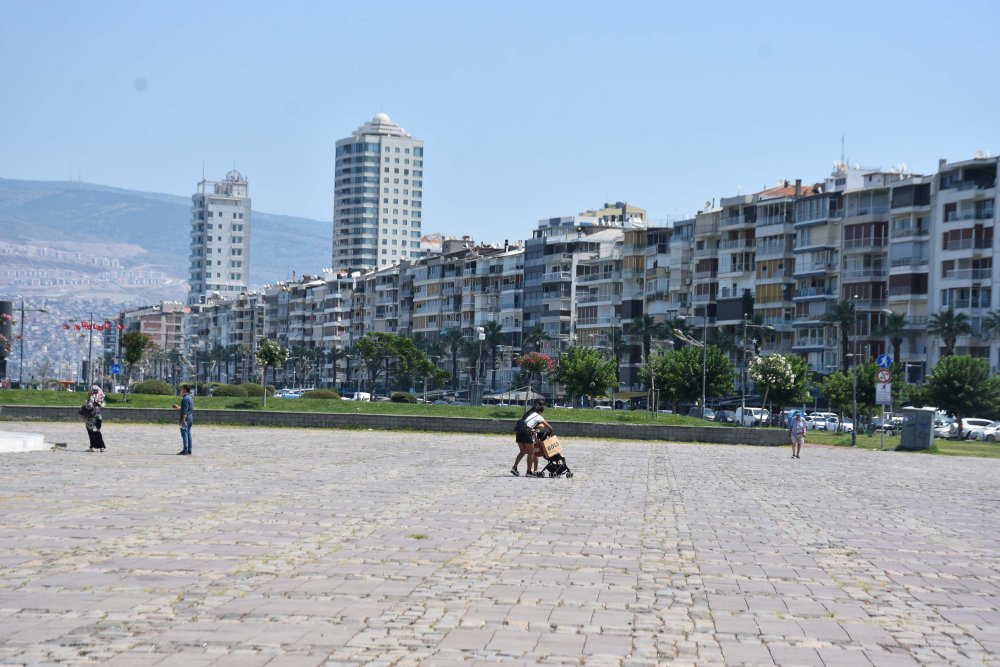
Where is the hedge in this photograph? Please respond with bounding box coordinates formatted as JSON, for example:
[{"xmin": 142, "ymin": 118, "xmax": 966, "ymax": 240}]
[
  {"xmin": 301, "ymin": 389, "xmax": 340, "ymax": 399},
  {"xmin": 390, "ymin": 392, "xmax": 418, "ymax": 403},
  {"xmin": 212, "ymin": 384, "xmax": 247, "ymax": 397},
  {"xmin": 131, "ymin": 380, "xmax": 175, "ymax": 395}
]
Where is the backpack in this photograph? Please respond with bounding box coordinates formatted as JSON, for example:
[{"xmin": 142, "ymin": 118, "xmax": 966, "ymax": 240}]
[{"xmin": 514, "ymin": 416, "xmax": 533, "ymax": 442}]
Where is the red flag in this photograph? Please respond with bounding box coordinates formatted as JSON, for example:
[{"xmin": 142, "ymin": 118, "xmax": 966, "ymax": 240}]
[
  {"xmin": 117, "ymin": 323, "xmax": 124, "ymax": 330},
  {"xmin": 74, "ymin": 324, "xmax": 81, "ymax": 331},
  {"xmin": 105, "ymin": 321, "xmax": 112, "ymax": 328},
  {"xmin": 82, "ymin": 320, "xmax": 89, "ymax": 327},
  {"xmin": 63, "ymin": 324, "xmax": 70, "ymax": 330},
  {"xmin": 95, "ymin": 324, "xmax": 104, "ymax": 331}
]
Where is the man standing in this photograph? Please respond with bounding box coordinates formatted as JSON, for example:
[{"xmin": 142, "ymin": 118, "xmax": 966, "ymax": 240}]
[
  {"xmin": 173, "ymin": 385, "xmax": 194, "ymax": 456},
  {"xmin": 789, "ymin": 412, "xmax": 806, "ymax": 459}
]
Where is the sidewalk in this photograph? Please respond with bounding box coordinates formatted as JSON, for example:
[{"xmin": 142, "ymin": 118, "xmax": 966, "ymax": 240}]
[{"xmin": 1, "ymin": 422, "xmax": 997, "ymax": 665}]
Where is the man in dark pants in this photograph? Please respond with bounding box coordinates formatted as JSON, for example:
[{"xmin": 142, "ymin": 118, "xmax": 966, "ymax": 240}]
[{"xmin": 172, "ymin": 385, "xmax": 194, "ymax": 455}]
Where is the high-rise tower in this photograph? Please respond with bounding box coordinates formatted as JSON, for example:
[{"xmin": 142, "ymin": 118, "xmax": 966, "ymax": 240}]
[
  {"xmin": 333, "ymin": 113, "xmax": 424, "ymax": 269},
  {"xmin": 188, "ymin": 170, "xmax": 251, "ymax": 305}
]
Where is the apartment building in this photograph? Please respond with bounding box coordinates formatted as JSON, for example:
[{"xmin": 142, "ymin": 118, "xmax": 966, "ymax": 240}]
[
  {"xmin": 930, "ymin": 155, "xmax": 998, "ymax": 369},
  {"xmin": 120, "ymin": 301, "xmax": 189, "ymax": 353},
  {"xmin": 333, "ymin": 113, "xmax": 424, "ymax": 270},
  {"xmin": 188, "ymin": 171, "xmax": 251, "ymax": 305}
]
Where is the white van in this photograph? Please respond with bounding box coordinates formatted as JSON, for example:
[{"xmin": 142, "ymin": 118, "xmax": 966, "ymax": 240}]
[{"xmin": 735, "ymin": 407, "xmax": 769, "ymax": 426}]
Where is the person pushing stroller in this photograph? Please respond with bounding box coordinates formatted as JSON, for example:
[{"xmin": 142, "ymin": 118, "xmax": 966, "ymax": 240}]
[{"xmin": 512, "ymin": 402, "xmax": 572, "ymax": 478}]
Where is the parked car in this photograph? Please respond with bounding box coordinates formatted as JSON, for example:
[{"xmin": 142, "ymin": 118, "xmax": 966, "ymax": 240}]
[
  {"xmin": 969, "ymin": 421, "xmax": 1000, "ymax": 441},
  {"xmin": 978, "ymin": 423, "xmax": 1000, "ymax": 442},
  {"xmin": 941, "ymin": 418, "xmax": 993, "ymax": 440},
  {"xmin": 804, "ymin": 414, "xmax": 826, "ymax": 431},
  {"xmin": 715, "ymin": 410, "xmax": 737, "ymax": 424},
  {"xmin": 735, "ymin": 407, "xmax": 769, "ymax": 427}
]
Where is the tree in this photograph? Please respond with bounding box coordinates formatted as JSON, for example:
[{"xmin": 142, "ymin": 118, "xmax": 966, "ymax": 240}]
[
  {"xmin": 821, "ymin": 301, "xmax": 856, "ymax": 372},
  {"xmin": 820, "ymin": 371, "xmax": 853, "ymax": 416},
  {"xmin": 928, "ymin": 306, "xmax": 972, "ymax": 357},
  {"xmin": 980, "ymin": 310, "xmax": 1000, "ymax": 341},
  {"xmin": 924, "ymin": 355, "xmax": 998, "ymax": 424},
  {"xmin": 255, "ymin": 338, "xmax": 289, "ymax": 406},
  {"xmin": 640, "ymin": 345, "xmax": 734, "ymax": 410},
  {"xmin": 441, "ymin": 329, "xmax": 465, "ymax": 390},
  {"xmin": 355, "ymin": 333, "xmax": 401, "ymax": 393},
  {"xmin": 523, "ymin": 325, "xmax": 550, "ymax": 352},
  {"xmin": 517, "ymin": 351, "xmax": 554, "ymax": 407},
  {"xmin": 628, "ymin": 314, "xmax": 665, "ymax": 362},
  {"xmin": 554, "ymin": 347, "xmax": 617, "ymax": 405},
  {"xmin": 121, "ymin": 331, "xmax": 152, "ymax": 403},
  {"xmin": 875, "ymin": 312, "xmax": 909, "ymax": 364},
  {"xmin": 482, "ymin": 321, "xmax": 504, "ymax": 389},
  {"xmin": 747, "ymin": 353, "xmax": 796, "ymax": 412},
  {"xmin": 767, "ymin": 353, "xmax": 813, "ymax": 409}
]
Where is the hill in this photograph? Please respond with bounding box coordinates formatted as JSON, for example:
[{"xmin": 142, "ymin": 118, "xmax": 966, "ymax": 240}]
[{"xmin": 0, "ymin": 177, "xmax": 331, "ymax": 302}]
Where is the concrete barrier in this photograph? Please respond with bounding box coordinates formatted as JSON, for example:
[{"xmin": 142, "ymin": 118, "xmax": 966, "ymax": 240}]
[
  {"xmin": 0, "ymin": 405, "xmax": 788, "ymax": 446},
  {"xmin": 0, "ymin": 430, "xmax": 48, "ymax": 453}
]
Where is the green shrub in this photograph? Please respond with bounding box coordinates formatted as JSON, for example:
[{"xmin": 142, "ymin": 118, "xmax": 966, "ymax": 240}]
[
  {"xmin": 132, "ymin": 380, "xmax": 175, "ymax": 395},
  {"xmin": 212, "ymin": 383, "xmax": 247, "ymax": 397},
  {"xmin": 302, "ymin": 389, "xmax": 341, "ymax": 399},
  {"xmin": 391, "ymin": 392, "xmax": 417, "ymax": 403},
  {"xmin": 241, "ymin": 383, "xmax": 275, "ymax": 397}
]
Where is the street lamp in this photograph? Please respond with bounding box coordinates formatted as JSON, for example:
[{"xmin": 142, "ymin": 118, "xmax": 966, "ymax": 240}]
[
  {"xmin": 850, "ymin": 295, "xmax": 861, "ymax": 447},
  {"xmin": 17, "ymin": 298, "xmax": 49, "ymax": 387},
  {"xmin": 741, "ymin": 314, "xmax": 775, "ymax": 419},
  {"xmin": 677, "ymin": 314, "xmax": 710, "ymax": 417}
]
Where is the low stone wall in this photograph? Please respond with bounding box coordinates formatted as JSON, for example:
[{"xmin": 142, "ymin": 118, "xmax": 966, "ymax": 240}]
[{"xmin": 0, "ymin": 405, "xmax": 787, "ymax": 446}]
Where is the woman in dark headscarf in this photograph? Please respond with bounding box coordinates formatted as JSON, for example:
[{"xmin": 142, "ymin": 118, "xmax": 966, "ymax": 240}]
[{"xmin": 84, "ymin": 385, "xmax": 107, "ymax": 452}]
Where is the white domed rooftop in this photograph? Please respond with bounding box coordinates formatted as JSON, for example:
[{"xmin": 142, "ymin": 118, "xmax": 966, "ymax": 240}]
[{"xmin": 355, "ymin": 112, "xmax": 411, "ymax": 138}]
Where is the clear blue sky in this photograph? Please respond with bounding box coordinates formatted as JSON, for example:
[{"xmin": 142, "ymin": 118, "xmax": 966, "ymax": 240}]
[{"xmin": 2, "ymin": 1, "xmax": 999, "ymax": 242}]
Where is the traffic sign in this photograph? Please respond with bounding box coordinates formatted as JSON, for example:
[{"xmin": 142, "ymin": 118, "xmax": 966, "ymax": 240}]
[
  {"xmin": 876, "ymin": 354, "xmax": 893, "ymax": 369},
  {"xmin": 876, "ymin": 368, "xmax": 892, "ymax": 383},
  {"xmin": 110, "ymin": 364, "xmax": 122, "ymax": 375},
  {"xmin": 876, "ymin": 382, "xmax": 892, "ymax": 405}
]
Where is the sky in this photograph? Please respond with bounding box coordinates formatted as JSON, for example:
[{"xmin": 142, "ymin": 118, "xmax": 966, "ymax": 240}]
[{"xmin": 2, "ymin": 0, "xmax": 1000, "ymax": 244}]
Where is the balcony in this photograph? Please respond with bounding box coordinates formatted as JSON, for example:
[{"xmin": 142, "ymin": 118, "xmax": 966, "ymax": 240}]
[
  {"xmin": 843, "ymin": 237, "xmax": 887, "ymax": 250},
  {"xmin": 794, "ymin": 287, "xmax": 835, "ymax": 299},
  {"xmin": 719, "ymin": 238, "xmax": 755, "ymax": 250},
  {"xmin": 942, "ymin": 239, "xmax": 993, "ymax": 252},
  {"xmin": 755, "ymin": 244, "xmax": 789, "ymax": 258},
  {"xmin": 904, "ymin": 316, "xmax": 929, "ymax": 327},
  {"xmin": 693, "ymin": 270, "xmax": 718, "ymax": 279},
  {"xmin": 721, "ymin": 216, "xmax": 752, "ymax": 227},
  {"xmin": 578, "ymin": 273, "xmax": 615, "ymax": 283},
  {"xmin": 944, "ymin": 210, "xmax": 994, "ymax": 223},
  {"xmin": 942, "ymin": 268, "xmax": 993, "ymax": 280},
  {"xmin": 842, "ymin": 267, "xmax": 888, "ymax": 280},
  {"xmin": 541, "ymin": 271, "xmax": 573, "ymax": 282},
  {"xmin": 692, "ymin": 293, "xmax": 717, "ymax": 303},
  {"xmin": 888, "ymin": 286, "xmax": 928, "ymax": 298},
  {"xmin": 758, "ymin": 215, "xmax": 792, "ymax": 227},
  {"xmin": 891, "ymin": 226, "xmax": 930, "ymax": 238},
  {"xmin": 622, "ymin": 267, "xmax": 644, "ymax": 279},
  {"xmin": 693, "ymin": 246, "xmax": 718, "ymax": 258},
  {"xmin": 890, "ymin": 256, "xmax": 929, "ymax": 269},
  {"xmin": 844, "ymin": 205, "xmax": 890, "ymax": 218},
  {"xmin": 576, "ymin": 316, "xmax": 621, "ymax": 326},
  {"xmin": 578, "ymin": 293, "xmax": 621, "ymax": 304},
  {"xmin": 794, "ymin": 261, "xmax": 835, "ymax": 276}
]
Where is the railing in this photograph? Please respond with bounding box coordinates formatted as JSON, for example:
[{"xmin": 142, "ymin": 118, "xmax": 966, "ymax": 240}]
[
  {"xmin": 943, "ymin": 238, "xmax": 993, "ymax": 251},
  {"xmin": 844, "ymin": 205, "xmax": 890, "ymax": 217},
  {"xmin": 888, "ymin": 286, "xmax": 928, "ymax": 297},
  {"xmin": 945, "ymin": 210, "xmax": 994, "ymax": 222},
  {"xmin": 795, "ymin": 287, "xmax": 835, "ymax": 298},
  {"xmin": 693, "ymin": 246, "xmax": 718, "ymax": 257},
  {"xmin": 755, "ymin": 243, "xmax": 789, "ymax": 257},
  {"xmin": 890, "ymin": 256, "xmax": 929, "ymax": 268},
  {"xmin": 946, "ymin": 179, "xmax": 996, "ymax": 191},
  {"xmin": 843, "ymin": 268, "xmax": 888, "ymax": 279},
  {"xmin": 692, "ymin": 293, "xmax": 717, "ymax": 302},
  {"xmin": 758, "ymin": 216, "xmax": 792, "ymax": 227},
  {"xmin": 578, "ymin": 273, "xmax": 614, "ymax": 283},
  {"xmin": 576, "ymin": 316, "xmax": 621, "ymax": 326},
  {"xmin": 794, "ymin": 337, "xmax": 837, "ymax": 349},
  {"xmin": 578, "ymin": 293, "xmax": 621, "ymax": 304},
  {"xmin": 795, "ymin": 262, "xmax": 835, "ymax": 274},
  {"xmin": 904, "ymin": 316, "xmax": 929, "ymax": 327},
  {"xmin": 843, "ymin": 237, "xmax": 887, "ymax": 249},
  {"xmin": 891, "ymin": 226, "xmax": 930, "ymax": 238},
  {"xmin": 757, "ymin": 270, "xmax": 786, "ymax": 280},
  {"xmin": 854, "ymin": 298, "xmax": 888, "ymax": 309},
  {"xmin": 943, "ymin": 268, "xmax": 993, "ymax": 280},
  {"xmin": 719, "ymin": 238, "xmax": 755, "ymax": 250},
  {"xmin": 721, "ymin": 216, "xmax": 750, "ymax": 227},
  {"xmin": 693, "ymin": 271, "xmax": 718, "ymax": 279},
  {"xmin": 621, "ymin": 268, "xmax": 644, "ymax": 278},
  {"xmin": 541, "ymin": 271, "xmax": 573, "ymax": 282}
]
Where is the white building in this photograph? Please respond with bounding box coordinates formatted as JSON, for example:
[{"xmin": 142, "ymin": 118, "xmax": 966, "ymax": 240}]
[
  {"xmin": 333, "ymin": 113, "xmax": 424, "ymax": 270},
  {"xmin": 187, "ymin": 170, "xmax": 251, "ymax": 305}
]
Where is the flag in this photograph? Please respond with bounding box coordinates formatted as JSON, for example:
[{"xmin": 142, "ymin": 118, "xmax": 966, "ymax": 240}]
[
  {"xmin": 74, "ymin": 325, "xmax": 81, "ymax": 331},
  {"xmin": 105, "ymin": 321, "xmax": 112, "ymax": 328},
  {"xmin": 95, "ymin": 324, "xmax": 104, "ymax": 331},
  {"xmin": 117, "ymin": 323, "xmax": 124, "ymax": 330},
  {"xmin": 63, "ymin": 324, "xmax": 70, "ymax": 330}
]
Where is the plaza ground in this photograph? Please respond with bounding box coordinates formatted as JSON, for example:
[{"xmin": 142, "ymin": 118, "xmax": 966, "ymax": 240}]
[{"xmin": 1, "ymin": 423, "xmax": 998, "ymax": 666}]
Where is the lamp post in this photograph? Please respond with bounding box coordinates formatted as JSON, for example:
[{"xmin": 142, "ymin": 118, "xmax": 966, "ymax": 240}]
[
  {"xmin": 18, "ymin": 299, "xmax": 49, "ymax": 387},
  {"xmin": 850, "ymin": 295, "xmax": 860, "ymax": 447},
  {"xmin": 741, "ymin": 314, "xmax": 775, "ymax": 421}
]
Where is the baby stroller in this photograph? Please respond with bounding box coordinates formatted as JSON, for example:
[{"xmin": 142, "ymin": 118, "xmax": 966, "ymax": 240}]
[{"xmin": 535, "ymin": 431, "xmax": 573, "ymax": 478}]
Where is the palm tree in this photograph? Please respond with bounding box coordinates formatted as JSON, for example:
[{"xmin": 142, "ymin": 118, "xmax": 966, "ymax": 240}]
[
  {"xmin": 667, "ymin": 316, "xmax": 692, "ymax": 350},
  {"xmin": 981, "ymin": 310, "xmax": 1000, "ymax": 341},
  {"xmin": 523, "ymin": 325, "xmax": 550, "ymax": 352},
  {"xmin": 875, "ymin": 312, "xmax": 909, "ymax": 364},
  {"xmin": 627, "ymin": 315, "xmax": 665, "ymax": 361},
  {"xmin": 928, "ymin": 306, "xmax": 972, "ymax": 357},
  {"xmin": 482, "ymin": 321, "xmax": 504, "ymax": 390},
  {"xmin": 441, "ymin": 329, "xmax": 465, "ymax": 390},
  {"xmin": 821, "ymin": 301, "xmax": 856, "ymax": 372}
]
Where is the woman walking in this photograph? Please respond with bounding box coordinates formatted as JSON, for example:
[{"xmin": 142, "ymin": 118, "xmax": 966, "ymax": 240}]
[
  {"xmin": 84, "ymin": 385, "xmax": 107, "ymax": 452},
  {"xmin": 512, "ymin": 400, "xmax": 553, "ymax": 477}
]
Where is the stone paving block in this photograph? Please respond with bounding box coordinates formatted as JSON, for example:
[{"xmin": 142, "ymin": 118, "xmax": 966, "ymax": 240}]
[{"xmin": 1, "ymin": 423, "xmax": 999, "ymax": 665}]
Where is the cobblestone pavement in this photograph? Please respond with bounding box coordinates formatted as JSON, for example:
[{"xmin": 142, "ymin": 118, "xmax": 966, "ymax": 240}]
[{"xmin": 1, "ymin": 422, "xmax": 999, "ymax": 666}]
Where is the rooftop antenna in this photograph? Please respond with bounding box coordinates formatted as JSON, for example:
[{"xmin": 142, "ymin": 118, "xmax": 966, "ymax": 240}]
[{"xmin": 202, "ymin": 160, "xmax": 205, "ymax": 180}]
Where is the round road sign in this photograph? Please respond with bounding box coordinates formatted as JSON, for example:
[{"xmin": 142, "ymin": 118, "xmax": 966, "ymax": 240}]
[{"xmin": 876, "ymin": 368, "xmax": 892, "ymax": 383}]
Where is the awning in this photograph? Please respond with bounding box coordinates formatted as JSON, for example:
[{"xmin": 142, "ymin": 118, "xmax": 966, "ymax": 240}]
[{"xmin": 484, "ymin": 389, "xmax": 546, "ymax": 402}]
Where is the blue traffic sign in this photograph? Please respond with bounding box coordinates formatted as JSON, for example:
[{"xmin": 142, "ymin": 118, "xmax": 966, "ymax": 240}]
[
  {"xmin": 110, "ymin": 364, "xmax": 122, "ymax": 375},
  {"xmin": 876, "ymin": 354, "xmax": 892, "ymax": 369}
]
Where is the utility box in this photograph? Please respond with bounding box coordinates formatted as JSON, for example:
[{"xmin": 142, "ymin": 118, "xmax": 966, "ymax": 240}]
[{"xmin": 899, "ymin": 407, "xmax": 935, "ymax": 451}]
